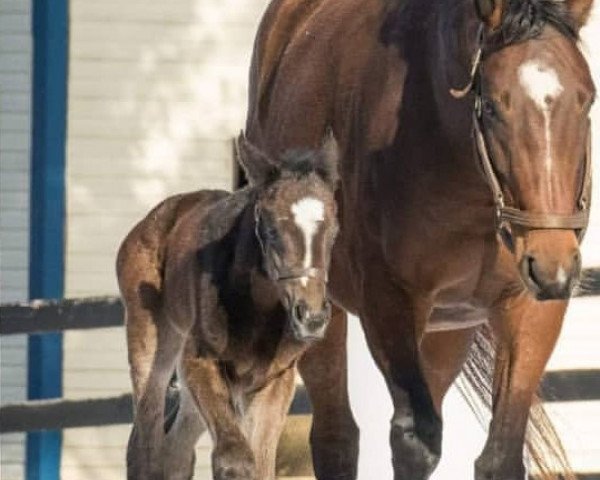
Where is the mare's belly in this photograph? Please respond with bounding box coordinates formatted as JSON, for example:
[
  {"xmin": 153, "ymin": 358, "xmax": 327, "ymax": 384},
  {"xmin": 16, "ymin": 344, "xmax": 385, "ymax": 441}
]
[{"xmin": 426, "ymin": 303, "xmax": 488, "ymax": 332}]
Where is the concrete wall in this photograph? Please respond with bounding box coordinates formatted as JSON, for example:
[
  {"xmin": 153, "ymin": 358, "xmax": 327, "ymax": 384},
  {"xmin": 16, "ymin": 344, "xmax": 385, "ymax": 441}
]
[
  {"xmin": 0, "ymin": 0, "xmax": 32, "ymax": 478},
  {"xmin": 61, "ymin": 0, "xmax": 267, "ymax": 477}
]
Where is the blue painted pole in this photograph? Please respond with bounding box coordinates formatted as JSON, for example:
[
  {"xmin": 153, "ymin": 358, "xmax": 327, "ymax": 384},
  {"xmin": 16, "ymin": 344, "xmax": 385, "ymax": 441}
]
[{"xmin": 27, "ymin": 0, "xmax": 68, "ymax": 479}]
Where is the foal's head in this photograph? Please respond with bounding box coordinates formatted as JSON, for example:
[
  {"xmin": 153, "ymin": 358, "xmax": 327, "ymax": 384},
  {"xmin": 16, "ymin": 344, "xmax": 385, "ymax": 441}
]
[
  {"xmin": 436, "ymin": 0, "xmax": 595, "ymax": 300},
  {"xmin": 236, "ymin": 133, "xmax": 339, "ymax": 341}
]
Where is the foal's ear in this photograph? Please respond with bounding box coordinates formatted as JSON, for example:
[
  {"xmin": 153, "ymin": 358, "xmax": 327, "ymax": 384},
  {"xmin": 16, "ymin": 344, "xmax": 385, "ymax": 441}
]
[
  {"xmin": 474, "ymin": 0, "xmax": 504, "ymax": 30},
  {"xmin": 316, "ymin": 131, "xmax": 340, "ymax": 188},
  {"xmin": 565, "ymin": 0, "xmax": 594, "ymax": 29},
  {"xmin": 235, "ymin": 132, "xmax": 279, "ymax": 186}
]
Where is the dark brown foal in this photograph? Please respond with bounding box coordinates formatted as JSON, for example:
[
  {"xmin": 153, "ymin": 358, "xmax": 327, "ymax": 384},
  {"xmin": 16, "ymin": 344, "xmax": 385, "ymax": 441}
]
[{"xmin": 117, "ymin": 134, "xmax": 339, "ymax": 480}]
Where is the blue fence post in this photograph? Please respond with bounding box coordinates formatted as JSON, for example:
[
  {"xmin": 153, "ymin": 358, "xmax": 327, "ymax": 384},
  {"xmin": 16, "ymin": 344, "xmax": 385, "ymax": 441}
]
[{"xmin": 27, "ymin": 0, "xmax": 68, "ymax": 479}]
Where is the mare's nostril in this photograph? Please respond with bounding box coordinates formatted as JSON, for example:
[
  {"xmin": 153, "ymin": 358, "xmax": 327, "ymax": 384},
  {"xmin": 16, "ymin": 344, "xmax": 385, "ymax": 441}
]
[{"xmin": 525, "ymin": 255, "xmax": 542, "ymax": 288}]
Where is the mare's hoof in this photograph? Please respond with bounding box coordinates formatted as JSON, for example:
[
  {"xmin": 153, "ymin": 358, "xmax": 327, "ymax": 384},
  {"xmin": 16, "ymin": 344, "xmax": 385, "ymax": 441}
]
[
  {"xmin": 390, "ymin": 420, "xmax": 441, "ymax": 479},
  {"xmin": 474, "ymin": 455, "xmax": 527, "ymax": 480}
]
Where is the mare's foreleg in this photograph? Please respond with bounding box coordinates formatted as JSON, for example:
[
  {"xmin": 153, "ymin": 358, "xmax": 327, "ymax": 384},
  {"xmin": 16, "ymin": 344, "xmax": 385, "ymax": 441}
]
[
  {"xmin": 182, "ymin": 354, "xmax": 256, "ymax": 480},
  {"xmin": 298, "ymin": 305, "xmax": 359, "ymax": 480},
  {"xmin": 360, "ymin": 271, "xmax": 441, "ymax": 480},
  {"xmin": 475, "ymin": 297, "xmax": 567, "ymax": 480}
]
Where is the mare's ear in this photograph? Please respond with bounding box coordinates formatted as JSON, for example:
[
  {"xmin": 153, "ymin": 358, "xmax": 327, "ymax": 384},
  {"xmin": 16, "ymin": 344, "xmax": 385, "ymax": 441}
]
[
  {"xmin": 235, "ymin": 132, "xmax": 279, "ymax": 186},
  {"xmin": 565, "ymin": 0, "xmax": 594, "ymax": 29},
  {"xmin": 316, "ymin": 130, "xmax": 340, "ymax": 188},
  {"xmin": 474, "ymin": 0, "xmax": 505, "ymax": 30}
]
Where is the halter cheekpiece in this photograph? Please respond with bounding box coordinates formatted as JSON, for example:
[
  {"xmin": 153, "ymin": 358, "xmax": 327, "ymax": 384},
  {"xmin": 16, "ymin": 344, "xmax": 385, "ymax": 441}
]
[{"xmin": 449, "ymin": 25, "xmax": 592, "ymax": 250}]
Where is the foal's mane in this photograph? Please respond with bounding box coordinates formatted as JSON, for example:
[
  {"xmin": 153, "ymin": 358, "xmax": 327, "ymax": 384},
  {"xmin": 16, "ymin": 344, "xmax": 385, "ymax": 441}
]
[
  {"xmin": 381, "ymin": 0, "xmax": 577, "ymax": 49},
  {"xmin": 276, "ymin": 149, "xmax": 338, "ymax": 186}
]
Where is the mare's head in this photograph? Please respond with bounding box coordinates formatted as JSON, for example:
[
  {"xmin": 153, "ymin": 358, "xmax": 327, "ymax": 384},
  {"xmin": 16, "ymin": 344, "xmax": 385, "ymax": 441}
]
[
  {"xmin": 236, "ymin": 133, "xmax": 340, "ymax": 341},
  {"xmin": 433, "ymin": 0, "xmax": 595, "ymax": 300}
]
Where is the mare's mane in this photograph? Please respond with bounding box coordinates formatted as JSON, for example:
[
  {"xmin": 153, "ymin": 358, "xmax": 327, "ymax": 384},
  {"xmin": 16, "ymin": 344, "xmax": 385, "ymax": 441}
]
[{"xmin": 381, "ymin": 0, "xmax": 577, "ymax": 49}]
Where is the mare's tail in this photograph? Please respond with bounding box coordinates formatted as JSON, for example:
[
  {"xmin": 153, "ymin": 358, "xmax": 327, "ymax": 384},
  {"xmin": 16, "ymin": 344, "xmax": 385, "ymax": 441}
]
[{"xmin": 457, "ymin": 325, "xmax": 576, "ymax": 480}]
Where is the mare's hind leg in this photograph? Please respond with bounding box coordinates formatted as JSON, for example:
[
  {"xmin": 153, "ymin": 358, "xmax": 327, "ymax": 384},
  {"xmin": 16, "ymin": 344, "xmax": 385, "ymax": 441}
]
[
  {"xmin": 162, "ymin": 379, "xmax": 207, "ymax": 480},
  {"xmin": 475, "ymin": 297, "xmax": 567, "ymax": 480},
  {"xmin": 125, "ymin": 301, "xmax": 186, "ymax": 480},
  {"xmin": 182, "ymin": 353, "xmax": 256, "ymax": 480},
  {"xmin": 359, "ymin": 269, "xmax": 442, "ymax": 480},
  {"xmin": 298, "ymin": 305, "xmax": 359, "ymax": 480}
]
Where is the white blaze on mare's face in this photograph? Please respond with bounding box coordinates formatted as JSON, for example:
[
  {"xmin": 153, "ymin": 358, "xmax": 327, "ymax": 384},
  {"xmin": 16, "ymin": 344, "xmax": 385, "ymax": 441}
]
[
  {"xmin": 518, "ymin": 61, "xmax": 564, "ymax": 185},
  {"xmin": 291, "ymin": 197, "xmax": 325, "ymax": 286}
]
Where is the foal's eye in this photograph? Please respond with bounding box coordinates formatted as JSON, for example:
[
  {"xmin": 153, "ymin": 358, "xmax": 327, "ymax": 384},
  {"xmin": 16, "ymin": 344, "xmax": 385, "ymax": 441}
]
[{"xmin": 481, "ymin": 98, "xmax": 497, "ymax": 118}]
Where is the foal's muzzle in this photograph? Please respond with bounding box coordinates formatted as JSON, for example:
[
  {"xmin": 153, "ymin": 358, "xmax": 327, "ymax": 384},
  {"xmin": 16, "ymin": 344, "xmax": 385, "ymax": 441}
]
[{"xmin": 289, "ymin": 299, "xmax": 331, "ymax": 341}]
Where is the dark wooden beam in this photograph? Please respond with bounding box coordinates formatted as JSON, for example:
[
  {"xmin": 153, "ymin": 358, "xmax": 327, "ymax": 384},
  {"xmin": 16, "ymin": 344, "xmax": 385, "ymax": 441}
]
[
  {"xmin": 0, "ymin": 386, "xmax": 310, "ymax": 433},
  {"xmin": 0, "ymin": 296, "xmax": 123, "ymax": 335}
]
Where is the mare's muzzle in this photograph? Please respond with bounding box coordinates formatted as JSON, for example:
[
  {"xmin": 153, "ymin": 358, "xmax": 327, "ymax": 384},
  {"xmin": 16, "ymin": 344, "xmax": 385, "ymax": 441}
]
[{"xmin": 519, "ymin": 251, "xmax": 581, "ymax": 301}]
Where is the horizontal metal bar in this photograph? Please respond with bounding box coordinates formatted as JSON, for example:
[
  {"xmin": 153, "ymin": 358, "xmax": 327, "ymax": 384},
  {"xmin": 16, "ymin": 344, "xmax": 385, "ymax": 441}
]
[
  {"xmin": 0, "ymin": 296, "xmax": 123, "ymax": 335},
  {"xmin": 0, "ymin": 386, "xmax": 310, "ymax": 433}
]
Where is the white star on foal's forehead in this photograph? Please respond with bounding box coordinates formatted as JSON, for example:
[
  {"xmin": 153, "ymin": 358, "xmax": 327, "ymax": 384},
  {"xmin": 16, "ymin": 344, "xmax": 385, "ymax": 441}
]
[
  {"xmin": 518, "ymin": 60, "xmax": 564, "ymax": 110},
  {"xmin": 290, "ymin": 197, "xmax": 325, "ymax": 285}
]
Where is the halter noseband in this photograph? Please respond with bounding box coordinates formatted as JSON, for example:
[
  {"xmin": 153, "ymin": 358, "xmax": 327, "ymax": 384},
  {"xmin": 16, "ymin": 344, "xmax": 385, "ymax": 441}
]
[
  {"xmin": 450, "ymin": 25, "xmax": 592, "ymax": 249},
  {"xmin": 254, "ymin": 205, "xmax": 328, "ymax": 283}
]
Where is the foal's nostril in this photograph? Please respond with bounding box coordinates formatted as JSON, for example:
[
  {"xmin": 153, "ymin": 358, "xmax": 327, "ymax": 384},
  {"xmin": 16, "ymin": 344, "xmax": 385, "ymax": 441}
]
[{"xmin": 293, "ymin": 301, "xmax": 308, "ymax": 322}]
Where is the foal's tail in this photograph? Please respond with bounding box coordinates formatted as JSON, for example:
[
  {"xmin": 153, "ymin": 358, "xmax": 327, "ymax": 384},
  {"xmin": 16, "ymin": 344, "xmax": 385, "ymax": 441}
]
[{"xmin": 457, "ymin": 325, "xmax": 576, "ymax": 480}]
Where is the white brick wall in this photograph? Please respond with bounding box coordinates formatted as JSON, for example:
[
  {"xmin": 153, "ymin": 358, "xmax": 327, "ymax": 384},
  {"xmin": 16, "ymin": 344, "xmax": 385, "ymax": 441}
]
[
  {"xmin": 0, "ymin": 0, "xmax": 31, "ymax": 478},
  {"xmin": 61, "ymin": 1, "xmax": 267, "ymax": 478}
]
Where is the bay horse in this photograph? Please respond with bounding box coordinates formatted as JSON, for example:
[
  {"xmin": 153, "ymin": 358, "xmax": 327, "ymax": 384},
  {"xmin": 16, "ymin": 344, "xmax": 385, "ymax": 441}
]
[
  {"xmin": 117, "ymin": 133, "xmax": 339, "ymax": 480},
  {"xmin": 246, "ymin": 0, "xmax": 595, "ymax": 478}
]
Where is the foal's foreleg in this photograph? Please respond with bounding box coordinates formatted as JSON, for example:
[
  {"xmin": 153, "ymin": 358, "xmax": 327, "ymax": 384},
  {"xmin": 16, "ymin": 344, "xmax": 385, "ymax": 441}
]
[
  {"xmin": 242, "ymin": 367, "xmax": 297, "ymax": 480},
  {"xmin": 182, "ymin": 355, "xmax": 256, "ymax": 480},
  {"xmin": 298, "ymin": 305, "xmax": 359, "ymax": 480},
  {"xmin": 475, "ymin": 296, "xmax": 567, "ymax": 480}
]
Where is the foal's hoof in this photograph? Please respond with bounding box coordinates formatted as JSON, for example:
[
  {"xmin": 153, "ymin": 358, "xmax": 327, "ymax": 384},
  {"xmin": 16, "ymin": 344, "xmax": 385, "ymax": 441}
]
[{"xmin": 212, "ymin": 443, "xmax": 257, "ymax": 480}]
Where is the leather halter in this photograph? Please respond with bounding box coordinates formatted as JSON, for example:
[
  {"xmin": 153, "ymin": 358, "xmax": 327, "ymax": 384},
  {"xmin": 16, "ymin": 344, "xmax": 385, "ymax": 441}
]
[
  {"xmin": 450, "ymin": 26, "xmax": 592, "ymax": 249},
  {"xmin": 254, "ymin": 205, "xmax": 328, "ymax": 282}
]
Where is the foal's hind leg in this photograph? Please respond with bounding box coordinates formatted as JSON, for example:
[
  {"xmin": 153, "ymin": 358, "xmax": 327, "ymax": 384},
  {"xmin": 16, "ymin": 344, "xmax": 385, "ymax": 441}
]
[
  {"xmin": 126, "ymin": 303, "xmax": 186, "ymax": 480},
  {"xmin": 299, "ymin": 305, "xmax": 359, "ymax": 480},
  {"xmin": 162, "ymin": 374, "xmax": 207, "ymax": 480}
]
